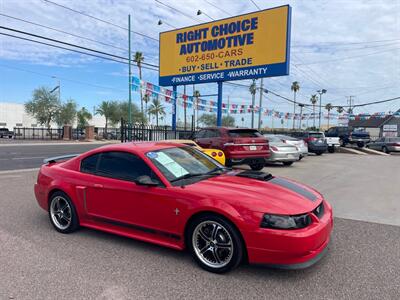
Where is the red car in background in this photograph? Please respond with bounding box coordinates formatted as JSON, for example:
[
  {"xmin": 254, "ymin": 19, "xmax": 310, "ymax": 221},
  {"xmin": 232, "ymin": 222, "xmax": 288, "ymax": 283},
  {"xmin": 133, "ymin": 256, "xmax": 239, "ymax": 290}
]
[
  {"xmin": 34, "ymin": 142, "xmax": 332, "ymax": 273},
  {"xmin": 194, "ymin": 127, "xmax": 270, "ymax": 170}
]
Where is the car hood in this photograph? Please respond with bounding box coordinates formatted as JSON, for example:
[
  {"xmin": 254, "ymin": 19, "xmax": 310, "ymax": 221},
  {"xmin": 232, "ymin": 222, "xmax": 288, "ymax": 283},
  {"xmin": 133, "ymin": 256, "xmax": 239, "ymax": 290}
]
[{"xmin": 185, "ymin": 171, "xmax": 322, "ymax": 215}]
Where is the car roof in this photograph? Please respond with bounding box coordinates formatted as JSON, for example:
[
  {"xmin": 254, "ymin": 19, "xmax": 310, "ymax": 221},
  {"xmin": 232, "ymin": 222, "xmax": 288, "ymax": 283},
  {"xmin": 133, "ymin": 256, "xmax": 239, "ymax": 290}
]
[{"xmin": 91, "ymin": 141, "xmax": 183, "ymax": 155}]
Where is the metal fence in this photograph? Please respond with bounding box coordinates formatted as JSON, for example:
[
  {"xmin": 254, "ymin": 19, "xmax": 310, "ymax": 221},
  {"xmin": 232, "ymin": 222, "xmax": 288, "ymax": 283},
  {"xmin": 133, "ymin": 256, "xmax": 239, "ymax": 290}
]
[
  {"xmin": 13, "ymin": 127, "xmax": 63, "ymax": 140},
  {"xmin": 121, "ymin": 123, "xmax": 194, "ymax": 143}
]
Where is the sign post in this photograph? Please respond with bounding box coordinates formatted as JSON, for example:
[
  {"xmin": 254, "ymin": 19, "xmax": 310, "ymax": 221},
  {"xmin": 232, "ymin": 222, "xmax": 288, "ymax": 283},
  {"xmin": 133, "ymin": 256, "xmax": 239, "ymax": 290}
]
[
  {"xmin": 172, "ymin": 85, "xmax": 177, "ymax": 130},
  {"xmin": 159, "ymin": 5, "xmax": 291, "ymax": 127}
]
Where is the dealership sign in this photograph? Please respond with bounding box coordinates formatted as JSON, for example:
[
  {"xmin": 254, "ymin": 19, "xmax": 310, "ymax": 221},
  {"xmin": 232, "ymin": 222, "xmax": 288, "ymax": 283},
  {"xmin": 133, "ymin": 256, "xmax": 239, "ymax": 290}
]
[
  {"xmin": 383, "ymin": 124, "xmax": 397, "ymax": 132},
  {"xmin": 159, "ymin": 5, "xmax": 291, "ymax": 86}
]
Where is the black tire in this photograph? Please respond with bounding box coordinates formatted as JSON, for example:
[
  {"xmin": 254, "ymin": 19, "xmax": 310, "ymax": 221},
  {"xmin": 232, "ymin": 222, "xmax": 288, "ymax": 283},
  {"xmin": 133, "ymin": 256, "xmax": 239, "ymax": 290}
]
[
  {"xmin": 339, "ymin": 138, "xmax": 346, "ymax": 147},
  {"xmin": 283, "ymin": 161, "xmax": 293, "ymax": 166},
  {"xmin": 298, "ymin": 155, "xmax": 303, "ymax": 161},
  {"xmin": 357, "ymin": 141, "xmax": 365, "ymax": 148},
  {"xmin": 187, "ymin": 214, "xmax": 244, "ymax": 274},
  {"xmin": 249, "ymin": 162, "xmax": 264, "ymax": 171},
  {"xmin": 225, "ymin": 159, "xmax": 233, "ymax": 168},
  {"xmin": 328, "ymin": 146, "xmax": 335, "ymax": 153},
  {"xmin": 48, "ymin": 191, "xmax": 79, "ymax": 234},
  {"xmin": 316, "ymin": 151, "xmax": 323, "ymax": 156},
  {"xmin": 383, "ymin": 146, "xmax": 390, "ymax": 154}
]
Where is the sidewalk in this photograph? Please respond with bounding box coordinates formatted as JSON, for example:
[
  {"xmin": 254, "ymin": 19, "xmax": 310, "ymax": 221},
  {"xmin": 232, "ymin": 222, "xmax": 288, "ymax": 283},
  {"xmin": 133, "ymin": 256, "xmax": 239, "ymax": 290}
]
[{"xmin": 0, "ymin": 139, "xmax": 121, "ymax": 147}]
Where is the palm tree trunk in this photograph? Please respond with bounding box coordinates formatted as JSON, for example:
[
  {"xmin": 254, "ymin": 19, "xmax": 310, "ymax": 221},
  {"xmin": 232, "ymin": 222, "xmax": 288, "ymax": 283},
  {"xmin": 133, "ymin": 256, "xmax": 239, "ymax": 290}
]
[
  {"xmin": 327, "ymin": 111, "xmax": 330, "ymax": 128},
  {"xmin": 139, "ymin": 67, "xmax": 143, "ymax": 117},
  {"xmin": 183, "ymin": 85, "xmax": 187, "ymax": 130},
  {"xmin": 293, "ymin": 92, "xmax": 296, "ymax": 130},
  {"xmin": 156, "ymin": 112, "xmax": 159, "ymax": 126},
  {"xmin": 313, "ymin": 104, "xmax": 316, "ymax": 128}
]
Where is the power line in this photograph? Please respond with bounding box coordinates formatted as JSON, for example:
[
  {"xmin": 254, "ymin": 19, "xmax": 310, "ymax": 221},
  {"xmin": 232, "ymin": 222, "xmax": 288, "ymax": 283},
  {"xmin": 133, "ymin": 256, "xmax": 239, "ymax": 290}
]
[
  {"xmin": 42, "ymin": 0, "xmax": 159, "ymax": 42},
  {"xmin": 0, "ymin": 26, "xmax": 159, "ymax": 68},
  {"xmin": 0, "ymin": 13, "xmax": 127, "ymax": 52},
  {"xmin": 293, "ymin": 38, "xmax": 400, "ymax": 47},
  {"xmin": 249, "ymin": 0, "xmax": 261, "ymax": 10},
  {"xmin": 0, "ymin": 32, "xmax": 159, "ymax": 71},
  {"xmin": 0, "ymin": 64, "xmax": 126, "ymax": 92},
  {"xmin": 203, "ymin": 0, "xmax": 233, "ymax": 16},
  {"xmin": 292, "ymin": 41, "xmax": 400, "ymax": 54},
  {"xmin": 295, "ymin": 47, "xmax": 400, "ymax": 66},
  {"xmin": 154, "ymin": 0, "xmax": 203, "ymax": 23}
]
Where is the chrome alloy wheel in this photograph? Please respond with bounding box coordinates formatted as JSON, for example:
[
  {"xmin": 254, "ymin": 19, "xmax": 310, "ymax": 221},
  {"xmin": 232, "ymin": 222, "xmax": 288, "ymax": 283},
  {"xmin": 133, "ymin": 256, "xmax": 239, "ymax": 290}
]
[
  {"xmin": 192, "ymin": 221, "xmax": 234, "ymax": 268},
  {"xmin": 50, "ymin": 196, "xmax": 72, "ymax": 230}
]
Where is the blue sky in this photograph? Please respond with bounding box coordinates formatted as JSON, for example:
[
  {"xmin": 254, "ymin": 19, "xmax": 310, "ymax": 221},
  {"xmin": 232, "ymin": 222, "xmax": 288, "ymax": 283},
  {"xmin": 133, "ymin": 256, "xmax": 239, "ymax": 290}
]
[{"xmin": 0, "ymin": 0, "xmax": 399, "ymax": 128}]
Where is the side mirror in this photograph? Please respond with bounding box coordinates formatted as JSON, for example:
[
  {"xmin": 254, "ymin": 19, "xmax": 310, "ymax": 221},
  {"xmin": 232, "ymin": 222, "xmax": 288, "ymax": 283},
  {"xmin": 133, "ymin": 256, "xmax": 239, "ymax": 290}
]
[{"xmin": 135, "ymin": 175, "xmax": 159, "ymax": 187}]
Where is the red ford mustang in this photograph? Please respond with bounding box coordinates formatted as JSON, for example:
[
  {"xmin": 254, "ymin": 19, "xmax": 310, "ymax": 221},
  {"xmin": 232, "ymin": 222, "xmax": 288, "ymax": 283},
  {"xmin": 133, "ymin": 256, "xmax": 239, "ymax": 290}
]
[{"xmin": 34, "ymin": 142, "xmax": 333, "ymax": 273}]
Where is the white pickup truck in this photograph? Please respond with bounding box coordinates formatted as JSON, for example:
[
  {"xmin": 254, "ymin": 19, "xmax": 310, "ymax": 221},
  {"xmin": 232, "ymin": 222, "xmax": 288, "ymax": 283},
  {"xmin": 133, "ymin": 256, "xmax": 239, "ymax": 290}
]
[{"xmin": 325, "ymin": 135, "xmax": 340, "ymax": 153}]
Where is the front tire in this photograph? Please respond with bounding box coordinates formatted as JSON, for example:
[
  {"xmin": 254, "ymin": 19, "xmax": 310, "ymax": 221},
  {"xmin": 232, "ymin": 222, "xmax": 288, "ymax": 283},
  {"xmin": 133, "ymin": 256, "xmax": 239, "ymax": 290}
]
[
  {"xmin": 283, "ymin": 161, "xmax": 293, "ymax": 166},
  {"xmin": 49, "ymin": 191, "xmax": 79, "ymax": 234},
  {"xmin": 328, "ymin": 146, "xmax": 335, "ymax": 153},
  {"xmin": 187, "ymin": 214, "xmax": 244, "ymax": 273},
  {"xmin": 383, "ymin": 146, "xmax": 390, "ymax": 154},
  {"xmin": 316, "ymin": 151, "xmax": 323, "ymax": 156}
]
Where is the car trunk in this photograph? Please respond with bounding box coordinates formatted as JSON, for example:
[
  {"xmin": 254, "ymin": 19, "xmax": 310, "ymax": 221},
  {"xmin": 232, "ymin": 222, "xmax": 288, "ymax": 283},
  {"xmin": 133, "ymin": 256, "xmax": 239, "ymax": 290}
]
[{"xmin": 225, "ymin": 129, "xmax": 269, "ymax": 152}]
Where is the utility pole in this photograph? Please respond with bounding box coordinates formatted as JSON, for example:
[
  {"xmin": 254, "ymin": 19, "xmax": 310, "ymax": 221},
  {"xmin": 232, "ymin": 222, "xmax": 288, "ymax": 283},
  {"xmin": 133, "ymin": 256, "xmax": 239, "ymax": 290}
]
[
  {"xmin": 227, "ymin": 96, "xmax": 230, "ymax": 116},
  {"xmin": 298, "ymin": 103, "xmax": 304, "ymax": 129},
  {"xmin": 183, "ymin": 85, "xmax": 187, "ymax": 130},
  {"xmin": 251, "ymin": 79, "xmax": 256, "ymax": 128},
  {"xmin": 347, "ymin": 96, "xmax": 355, "ymax": 114},
  {"xmin": 258, "ymin": 78, "xmax": 264, "ymax": 130},
  {"xmin": 128, "ymin": 14, "xmax": 132, "ymax": 140},
  {"xmin": 317, "ymin": 89, "xmax": 327, "ymax": 131}
]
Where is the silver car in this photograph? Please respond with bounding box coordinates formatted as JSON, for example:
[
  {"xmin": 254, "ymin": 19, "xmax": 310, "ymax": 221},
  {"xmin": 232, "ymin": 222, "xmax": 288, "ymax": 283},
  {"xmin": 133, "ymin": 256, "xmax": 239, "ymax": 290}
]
[
  {"xmin": 276, "ymin": 134, "xmax": 308, "ymax": 159},
  {"xmin": 264, "ymin": 135, "xmax": 300, "ymax": 166},
  {"xmin": 366, "ymin": 137, "xmax": 400, "ymax": 153}
]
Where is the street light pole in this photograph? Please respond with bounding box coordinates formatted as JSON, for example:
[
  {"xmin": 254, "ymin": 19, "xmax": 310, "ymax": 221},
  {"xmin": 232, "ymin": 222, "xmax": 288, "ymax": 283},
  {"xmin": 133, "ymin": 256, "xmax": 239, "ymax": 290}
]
[
  {"xmin": 317, "ymin": 89, "xmax": 327, "ymax": 131},
  {"xmin": 258, "ymin": 78, "xmax": 264, "ymax": 130}
]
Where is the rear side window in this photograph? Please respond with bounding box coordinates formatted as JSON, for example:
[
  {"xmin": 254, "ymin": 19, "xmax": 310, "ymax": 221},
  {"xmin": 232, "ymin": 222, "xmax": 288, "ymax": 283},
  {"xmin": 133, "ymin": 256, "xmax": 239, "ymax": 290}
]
[
  {"xmin": 97, "ymin": 151, "xmax": 155, "ymax": 182},
  {"xmin": 228, "ymin": 129, "xmax": 262, "ymax": 137},
  {"xmin": 81, "ymin": 154, "xmax": 100, "ymax": 174}
]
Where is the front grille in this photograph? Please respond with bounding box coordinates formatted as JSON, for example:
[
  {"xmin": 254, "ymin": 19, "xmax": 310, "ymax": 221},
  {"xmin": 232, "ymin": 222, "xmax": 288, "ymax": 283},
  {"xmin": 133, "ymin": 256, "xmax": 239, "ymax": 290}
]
[{"xmin": 313, "ymin": 202, "xmax": 324, "ymax": 218}]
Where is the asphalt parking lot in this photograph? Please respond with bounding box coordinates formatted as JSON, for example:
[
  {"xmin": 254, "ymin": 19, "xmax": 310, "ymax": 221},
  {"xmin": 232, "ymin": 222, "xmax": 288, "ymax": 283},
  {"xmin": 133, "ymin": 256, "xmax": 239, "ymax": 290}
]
[{"xmin": 0, "ymin": 152, "xmax": 399, "ymax": 299}]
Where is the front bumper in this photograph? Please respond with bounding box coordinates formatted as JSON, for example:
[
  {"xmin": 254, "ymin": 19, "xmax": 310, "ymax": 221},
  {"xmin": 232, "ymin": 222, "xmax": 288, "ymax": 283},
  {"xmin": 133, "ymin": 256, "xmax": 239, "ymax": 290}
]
[{"xmin": 244, "ymin": 201, "xmax": 333, "ymax": 267}]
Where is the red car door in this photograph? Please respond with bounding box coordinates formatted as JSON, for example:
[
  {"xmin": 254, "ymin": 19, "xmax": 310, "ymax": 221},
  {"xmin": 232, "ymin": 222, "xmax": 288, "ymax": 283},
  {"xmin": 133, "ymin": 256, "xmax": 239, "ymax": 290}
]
[{"xmin": 82, "ymin": 151, "xmax": 180, "ymax": 236}]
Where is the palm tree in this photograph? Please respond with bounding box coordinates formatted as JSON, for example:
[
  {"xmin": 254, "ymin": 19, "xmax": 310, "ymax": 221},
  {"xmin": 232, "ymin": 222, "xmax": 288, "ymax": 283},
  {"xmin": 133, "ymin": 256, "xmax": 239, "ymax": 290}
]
[
  {"xmin": 193, "ymin": 90, "xmax": 201, "ymax": 128},
  {"xmin": 148, "ymin": 99, "xmax": 165, "ymax": 126},
  {"xmin": 249, "ymin": 80, "xmax": 257, "ymax": 128},
  {"xmin": 310, "ymin": 94, "xmax": 318, "ymax": 128},
  {"xmin": 291, "ymin": 81, "xmax": 300, "ymax": 129},
  {"xmin": 325, "ymin": 103, "xmax": 333, "ymax": 129},
  {"xmin": 76, "ymin": 107, "xmax": 92, "ymax": 129},
  {"xmin": 96, "ymin": 100, "xmax": 117, "ymax": 135},
  {"xmin": 134, "ymin": 52, "xmax": 144, "ymax": 115},
  {"xmin": 143, "ymin": 94, "xmax": 151, "ymax": 123},
  {"xmin": 337, "ymin": 106, "xmax": 344, "ymax": 114}
]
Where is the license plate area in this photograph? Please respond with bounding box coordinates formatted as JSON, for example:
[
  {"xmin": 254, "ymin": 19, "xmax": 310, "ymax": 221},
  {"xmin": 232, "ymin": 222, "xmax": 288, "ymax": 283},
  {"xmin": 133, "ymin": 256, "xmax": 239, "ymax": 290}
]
[{"xmin": 249, "ymin": 145, "xmax": 257, "ymax": 151}]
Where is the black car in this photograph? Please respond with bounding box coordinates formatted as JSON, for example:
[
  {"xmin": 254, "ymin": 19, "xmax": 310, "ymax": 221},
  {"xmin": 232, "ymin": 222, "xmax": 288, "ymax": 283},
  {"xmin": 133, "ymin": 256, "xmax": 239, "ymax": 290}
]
[
  {"xmin": 291, "ymin": 131, "xmax": 328, "ymax": 155},
  {"xmin": 0, "ymin": 128, "xmax": 14, "ymax": 138},
  {"xmin": 325, "ymin": 126, "xmax": 370, "ymax": 147}
]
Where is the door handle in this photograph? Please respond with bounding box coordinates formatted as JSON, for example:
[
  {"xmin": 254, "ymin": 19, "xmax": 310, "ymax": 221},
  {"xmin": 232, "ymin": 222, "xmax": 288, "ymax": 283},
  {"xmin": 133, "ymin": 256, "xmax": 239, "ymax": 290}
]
[{"xmin": 93, "ymin": 183, "xmax": 103, "ymax": 188}]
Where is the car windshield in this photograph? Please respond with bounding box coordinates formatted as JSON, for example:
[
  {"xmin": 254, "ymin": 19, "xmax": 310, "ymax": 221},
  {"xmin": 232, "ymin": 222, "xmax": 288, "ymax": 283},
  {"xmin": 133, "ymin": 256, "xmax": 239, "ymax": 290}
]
[
  {"xmin": 265, "ymin": 135, "xmax": 281, "ymax": 142},
  {"xmin": 309, "ymin": 133, "xmax": 324, "ymax": 138},
  {"xmin": 228, "ymin": 129, "xmax": 262, "ymax": 137},
  {"xmin": 277, "ymin": 135, "xmax": 298, "ymax": 141},
  {"xmin": 146, "ymin": 146, "xmax": 225, "ymax": 185}
]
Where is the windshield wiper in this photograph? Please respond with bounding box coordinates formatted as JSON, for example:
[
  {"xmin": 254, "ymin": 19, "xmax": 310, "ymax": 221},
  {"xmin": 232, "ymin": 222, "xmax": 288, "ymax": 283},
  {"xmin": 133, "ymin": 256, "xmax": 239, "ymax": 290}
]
[
  {"xmin": 170, "ymin": 173, "xmax": 205, "ymax": 183},
  {"xmin": 205, "ymin": 167, "xmax": 229, "ymax": 175}
]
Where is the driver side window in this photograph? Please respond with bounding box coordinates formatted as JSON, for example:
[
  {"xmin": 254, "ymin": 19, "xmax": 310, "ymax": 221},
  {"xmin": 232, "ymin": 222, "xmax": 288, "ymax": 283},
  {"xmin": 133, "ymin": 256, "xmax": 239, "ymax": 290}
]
[{"xmin": 82, "ymin": 151, "xmax": 161, "ymax": 184}]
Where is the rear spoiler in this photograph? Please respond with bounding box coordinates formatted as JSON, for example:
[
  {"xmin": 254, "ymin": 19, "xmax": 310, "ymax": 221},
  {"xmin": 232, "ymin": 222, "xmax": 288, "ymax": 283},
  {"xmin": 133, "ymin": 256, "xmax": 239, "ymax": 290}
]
[{"xmin": 43, "ymin": 154, "xmax": 79, "ymax": 164}]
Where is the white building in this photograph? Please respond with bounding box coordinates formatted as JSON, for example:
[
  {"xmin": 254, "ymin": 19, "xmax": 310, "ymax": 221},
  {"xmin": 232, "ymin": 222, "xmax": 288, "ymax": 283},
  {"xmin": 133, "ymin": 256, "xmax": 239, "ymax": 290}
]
[{"xmin": 0, "ymin": 102, "xmax": 106, "ymax": 129}]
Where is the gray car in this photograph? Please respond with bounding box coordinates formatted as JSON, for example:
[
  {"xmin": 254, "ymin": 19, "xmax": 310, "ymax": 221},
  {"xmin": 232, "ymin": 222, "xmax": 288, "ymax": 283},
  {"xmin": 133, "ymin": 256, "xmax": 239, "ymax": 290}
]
[
  {"xmin": 366, "ymin": 137, "xmax": 400, "ymax": 153},
  {"xmin": 275, "ymin": 134, "xmax": 308, "ymax": 159},
  {"xmin": 264, "ymin": 135, "xmax": 300, "ymax": 166}
]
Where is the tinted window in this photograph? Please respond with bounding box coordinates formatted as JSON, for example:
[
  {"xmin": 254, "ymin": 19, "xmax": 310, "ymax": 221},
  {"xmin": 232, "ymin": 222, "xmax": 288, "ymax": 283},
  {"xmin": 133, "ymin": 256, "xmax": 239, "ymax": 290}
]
[
  {"xmin": 195, "ymin": 130, "xmax": 206, "ymax": 139},
  {"xmin": 309, "ymin": 133, "xmax": 324, "ymax": 138},
  {"xmin": 388, "ymin": 137, "xmax": 400, "ymax": 142},
  {"xmin": 81, "ymin": 153, "xmax": 100, "ymax": 174},
  {"xmin": 97, "ymin": 151, "xmax": 157, "ymax": 182},
  {"xmin": 228, "ymin": 129, "xmax": 262, "ymax": 137}
]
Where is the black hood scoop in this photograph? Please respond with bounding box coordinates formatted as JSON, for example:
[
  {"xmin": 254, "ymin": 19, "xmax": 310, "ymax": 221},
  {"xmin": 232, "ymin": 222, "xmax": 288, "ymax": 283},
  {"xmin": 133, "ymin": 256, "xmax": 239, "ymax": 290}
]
[{"xmin": 235, "ymin": 170, "xmax": 274, "ymax": 181}]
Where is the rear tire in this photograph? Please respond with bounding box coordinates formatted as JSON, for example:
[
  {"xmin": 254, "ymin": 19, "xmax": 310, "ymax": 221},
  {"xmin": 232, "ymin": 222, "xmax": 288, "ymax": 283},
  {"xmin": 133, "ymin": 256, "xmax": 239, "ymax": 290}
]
[
  {"xmin": 357, "ymin": 141, "xmax": 365, "ymax": 148},
  {"xmin": 249, "ymin": 162, "xmax": 264, "ymax": 171},
  {"xmin": 48, "ymin": 191, "xmax": 79, "ymax": 234},
  {"xmin": 283, "ymin": 161, "xmax": 293, "ymax": 166},
  {"xmin": 316, "ymin": 151, "xmax": 323, "ymax": 156},
  {"xmin": 328, "ymin": 146, "xmax": 335, "ymax": 153},
  {"xmin": 383, "ymin": 146, "xmax": 390, "ymax": 154},
  {"xmin": 187, "ymin": 214, "xmax": 244, "ymax": 274}
]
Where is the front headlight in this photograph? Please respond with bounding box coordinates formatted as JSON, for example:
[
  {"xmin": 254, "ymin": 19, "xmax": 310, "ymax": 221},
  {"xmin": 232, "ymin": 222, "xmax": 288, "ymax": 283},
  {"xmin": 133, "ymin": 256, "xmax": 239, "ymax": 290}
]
[{"xmin": 260, "ymin": 213, "xmax": 311, "ymax": 229}]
